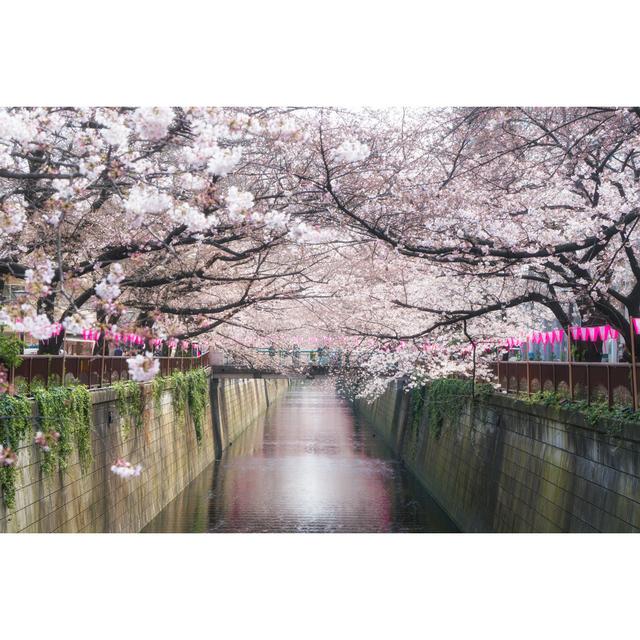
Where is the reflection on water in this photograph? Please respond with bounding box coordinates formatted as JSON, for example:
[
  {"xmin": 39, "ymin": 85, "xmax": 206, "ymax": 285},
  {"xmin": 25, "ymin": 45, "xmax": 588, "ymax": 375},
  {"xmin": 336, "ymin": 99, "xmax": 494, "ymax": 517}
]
[{"xmin": 142, "ymin": 381, "xmax": 458, "ymax": 533}]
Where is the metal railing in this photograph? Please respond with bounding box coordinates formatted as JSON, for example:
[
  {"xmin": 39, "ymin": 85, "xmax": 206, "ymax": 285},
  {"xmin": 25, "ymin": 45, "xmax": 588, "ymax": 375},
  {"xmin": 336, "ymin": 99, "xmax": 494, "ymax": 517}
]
[
  {"xmin": 8, "ymin": 352, "xmax": 209, "ymax": 391},
  {"xmin": 492, "ymin": 360, "xmax": 635, "ymax": 407}
]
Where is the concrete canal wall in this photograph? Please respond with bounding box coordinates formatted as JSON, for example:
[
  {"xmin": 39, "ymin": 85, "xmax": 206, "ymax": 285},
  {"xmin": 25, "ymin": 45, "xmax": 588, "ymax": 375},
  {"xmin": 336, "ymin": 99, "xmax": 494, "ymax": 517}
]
[
  {"xmin": 355, "ymin": 380, "xmax": 640, "ymax": 532},
  {"xmin": 0, "ymin": 374, "xmax": 288, "ymax": 533}
]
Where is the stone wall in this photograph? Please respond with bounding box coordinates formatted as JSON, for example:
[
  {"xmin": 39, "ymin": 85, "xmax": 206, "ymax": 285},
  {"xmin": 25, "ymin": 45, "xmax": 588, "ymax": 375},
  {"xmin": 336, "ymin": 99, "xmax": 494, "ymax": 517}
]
[
  {"xmin": 212, "ymin": 377, "xmax": 289, "ymax": 449},
  {"xmin": 355, "ymin": 380, "xmax": 640, "ymax": 533},
  {"xmin": 0, "ymin": 373, "xmax": 288, "ymax": 533}
]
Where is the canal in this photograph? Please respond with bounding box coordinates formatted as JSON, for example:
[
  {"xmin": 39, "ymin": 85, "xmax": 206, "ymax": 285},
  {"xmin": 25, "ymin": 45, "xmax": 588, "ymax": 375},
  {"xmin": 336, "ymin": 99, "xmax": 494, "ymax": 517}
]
[{"xmin": 143, "ymin": 381, "xmax": 458, "ymax": 533}]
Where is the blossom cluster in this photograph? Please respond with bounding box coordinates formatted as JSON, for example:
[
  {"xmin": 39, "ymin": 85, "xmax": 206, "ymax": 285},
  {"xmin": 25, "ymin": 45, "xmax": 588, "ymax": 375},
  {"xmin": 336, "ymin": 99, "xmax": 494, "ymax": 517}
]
[
  {"xmin": 170, "ymin": 204, "xmax": 217, "ymax": 234},
  {"xmin": 34, "ymin": 430, "xmax": 60, "ymax": 453},
  {"xmin": 24, "ymin": 259, "xmax": 55, "ymax": 298},
  {"xmin": 95, "ymin": 263, "xmax": 125, "ymax": 306},
  {"xmin": 110, "ymin": 458, "xmax": 143, "ymax": 478},
  {"xmin": 206, "ymin": 146, "xmax": 243, "ymax": 176},
  {"xmin": 0, "ymin": 201, "xmax": 26, "ymax": 238},
  {"xmin": 132, "ymin": 107, "xmax": 175, "ymax": 141},
  {"xmin": 0, "ymin": 445, "xmax": 17, "ymax": 467},
  {"xmin": 126, "ymin": 351, "xmax": 160, "ymax": 382},
  {"xmin": 334, "ymin": 140, "xmax": 370, "ymax": 163},
  {"xmin": 226, "ymin": 186, "xmax": 255, "ymax": 223}
]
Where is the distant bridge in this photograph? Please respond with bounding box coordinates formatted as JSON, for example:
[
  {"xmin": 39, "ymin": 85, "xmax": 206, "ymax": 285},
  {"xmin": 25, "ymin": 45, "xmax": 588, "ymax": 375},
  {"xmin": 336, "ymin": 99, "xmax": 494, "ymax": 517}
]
[
  {"xmin": 211, "ymin": 363, "xmax": 332, "ymax": 379},
  {"xmin": 255, "ymin": 347, "xmax": 347, "ymax": 370}
]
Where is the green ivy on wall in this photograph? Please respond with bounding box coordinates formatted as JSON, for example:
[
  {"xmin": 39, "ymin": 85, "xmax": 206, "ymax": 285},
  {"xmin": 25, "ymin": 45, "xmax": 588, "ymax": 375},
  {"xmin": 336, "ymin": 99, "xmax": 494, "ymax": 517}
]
[
  {"xmin": 409, "ymin": 386, "xmax": 426, "ymax": 432},
  {"xmin": 0, "ymin": 332, "xmax": 24, "ymax": 369},
  {"xmin": 0, "ymin": 368, "xmax": 209, "ymax": 511},
  {"xmin": 0, "ymin": 394, "xmax": 32, "ymax": 509},
  {"xmin": 186, "ymin": 368, "xmax": 208, "ymax": 445},
  {"xmin": 34, "ymin": 386, "xmax": 74, "ymax": 474},
  {"xmin": 69, "ymin": 386, "xmax": 93, "ymax": 473},
  {"xmin": 162, "ymin": 370, "xmax": 208, "ymax": 444},
  {"xmin": 525, "ymin": 390, "xmax": 638, "ymax": 435},
  {"xmin": 169, "ymin": 372, "xmax": 189, "ymax": 424},
  {"xmin": 113, "ymin": 380, "xmax": 144, "ymax": 439},
  {"xmin": 406, "ymin": 379, "xmax": 474, "ymax": 440},
  {"xmin": 422, "ymin": 378, "xmax": 475, "ymax": 439},
  {"xmin": 151, "ymin": 376, "xmax": 166, "ymax": 413}
]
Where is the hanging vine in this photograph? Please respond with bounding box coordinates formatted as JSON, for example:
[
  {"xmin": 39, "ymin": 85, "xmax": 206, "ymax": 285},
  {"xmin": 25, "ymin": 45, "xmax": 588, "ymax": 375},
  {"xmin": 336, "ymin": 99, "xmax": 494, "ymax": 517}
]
[
  {"xmin": 169, "ymin": 372, "xmax": 189, "ymax": 425},
  {"xmin": 69, "ymin": 386, "xmax": 93, "ymax": 473},
  {"xmin": 34, "ymin": 387, "xmax": 74, "ymax": 474},
  {"xmin": 151, "ymin": 375, "xmax": 166, "ymax": 414},
  {"xmin": 423, "ymin": 378, "xmax": 474, "ymax": 439},
  {"xmin": 113, "ymin": 380, "xmax": 144, "ymax": 438},
  {"xmin": 0, "ymin": 394, "xmax": 32, "ymax": 509},
  {"xmin": 409, "ymin": 386, "xmax": 426, "ymax": 432},
  {"xmin": 186, "ymin": 368, "xmax": 208, "ymax": 445}
]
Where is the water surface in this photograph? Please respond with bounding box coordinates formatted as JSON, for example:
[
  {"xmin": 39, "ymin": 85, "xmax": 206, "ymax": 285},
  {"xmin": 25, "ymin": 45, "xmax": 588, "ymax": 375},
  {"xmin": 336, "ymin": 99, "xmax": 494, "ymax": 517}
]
[{"xmin": 143, "ymin": 381, "xmax": 457, "ymax": 533}]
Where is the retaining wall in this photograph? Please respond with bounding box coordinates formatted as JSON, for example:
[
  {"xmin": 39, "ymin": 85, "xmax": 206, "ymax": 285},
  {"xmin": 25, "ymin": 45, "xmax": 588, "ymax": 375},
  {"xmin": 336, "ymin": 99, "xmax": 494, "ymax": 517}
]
[
  {"xmin": 0, "ymin": 374, "xmax": 288, "ymax": 533},
  {"xmin": 355, "ymin": 380, "xmax": 640, "ymax": 533}
]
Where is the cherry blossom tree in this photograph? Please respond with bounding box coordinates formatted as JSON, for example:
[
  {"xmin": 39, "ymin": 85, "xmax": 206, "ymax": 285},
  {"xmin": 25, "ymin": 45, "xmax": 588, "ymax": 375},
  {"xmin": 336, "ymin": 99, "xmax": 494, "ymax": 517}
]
[
  {"xmin": 0, "ymin": 107, "xmax": 329, "ymax": 360},
  {"xmin": 3, "ymin": 106, "xmax": 640, "ymax": 394},
  {"xmin": 283, "ymin": 109, "xmax": 640, "ymax": 346}
]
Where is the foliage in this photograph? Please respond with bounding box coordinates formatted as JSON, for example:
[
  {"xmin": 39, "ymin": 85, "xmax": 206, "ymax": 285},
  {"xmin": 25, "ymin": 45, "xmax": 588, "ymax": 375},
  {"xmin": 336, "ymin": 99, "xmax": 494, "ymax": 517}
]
[
  {"xmin": 423, "ymin": 378, "xmax": 475, "ymax": 439},
  {"xmin": 169, "ymin": 372, "xmax": 189, "ymax": 424},
  {"xmin": 68, "ymin": 386, "xmax": 93, "ymax": 473},
  {"xmin": 185, "ymin": 368, "xmax": 208, "ymax": 445},
  {"xmin": 164, "ymin": 369, "xmax": 209, "ymax": 443},
  {"xmin": 0, "ymin": 394, "xmax": 32, "ymax": 450},
  {"xmin": 0, "ymin": 394, "xmax": 32, "ymax": 509},
  {"xmin": 409, "ymin": 386, "xmax": 425, "ymax": 432},
  {"xmin": 0, "ymin": 383, "xmax": 93, "ymax": 506},
  {"xmin": 113, "ymin": 380, "xmax": 143, "ymax": 438},
  {"xmin": 0, "ymin": 332, "xmax": 24, "ymax": 369},
  {"xmin": 151, "ymin": 376, "xmax": 166, "ymax": 413},
  {"xmin": 33, "ymin": 386, "xmax": 74, "ymax": 474},
  {"xmin": 116, "ymin": 370, "xmax": 207, "ymax": 448},
  {"xmin": 475, "ymin": 383, "xmax": 495, "ymax": 400},
  {"xmin": 525, "ymin": 390, "xmax": 639, "ymax": 434}
]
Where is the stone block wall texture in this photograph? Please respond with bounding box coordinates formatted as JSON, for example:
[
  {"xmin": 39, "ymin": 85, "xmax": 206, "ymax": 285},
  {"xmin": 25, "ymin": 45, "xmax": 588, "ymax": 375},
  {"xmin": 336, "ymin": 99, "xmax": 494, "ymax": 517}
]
[
  {"xmin": 355, "ymin": 380, "xmax": 640, "ymax": 533},
  {"xmin": 0, "ymin": 374, "xmax": 288, "ymax": 533},
  {"xmin": 213, "ymin": 377, "xmax": 289, "ymax": 448}
]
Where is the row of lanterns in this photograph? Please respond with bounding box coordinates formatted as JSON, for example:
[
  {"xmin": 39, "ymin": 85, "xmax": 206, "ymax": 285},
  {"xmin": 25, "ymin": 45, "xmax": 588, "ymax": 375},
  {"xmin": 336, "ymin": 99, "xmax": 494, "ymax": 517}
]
[
  {"xmin": 78, "ymin": 328, "xmax": 199, "ymax": 354},
  {"xmin": 506, "ymin": 324, "xmax": 621, "ymax": 348}
]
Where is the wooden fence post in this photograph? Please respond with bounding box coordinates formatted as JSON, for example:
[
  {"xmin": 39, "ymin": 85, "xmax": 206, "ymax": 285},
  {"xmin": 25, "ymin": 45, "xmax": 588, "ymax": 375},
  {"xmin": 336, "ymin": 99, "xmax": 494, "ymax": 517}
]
[
  {"xmin": 567, "ymin": 327, "xmax": 574, "ymax": 400},
  {"xmin": 100, "ymin": 335, "xmax": 106, "ymax": 388},
  {"xmin": 631, "ymin": 319, "xmax": 638, "ymax": 411}
]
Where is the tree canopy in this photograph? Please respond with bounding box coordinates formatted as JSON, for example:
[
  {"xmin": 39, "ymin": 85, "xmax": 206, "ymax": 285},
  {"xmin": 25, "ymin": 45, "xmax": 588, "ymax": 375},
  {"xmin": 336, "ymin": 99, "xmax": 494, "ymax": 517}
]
[{"xmin": 2, "ymin": 106, "xmax": 639, "ymax": 389}]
